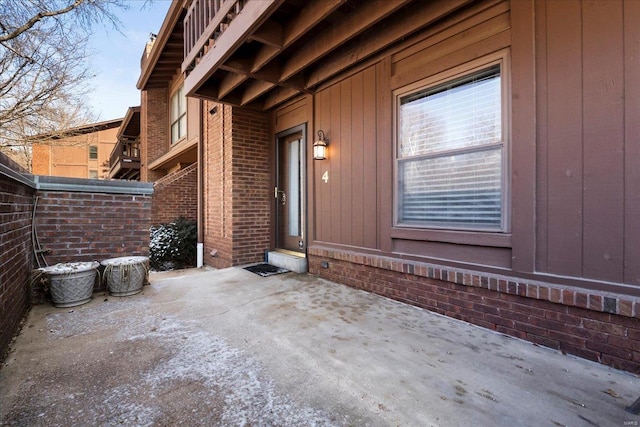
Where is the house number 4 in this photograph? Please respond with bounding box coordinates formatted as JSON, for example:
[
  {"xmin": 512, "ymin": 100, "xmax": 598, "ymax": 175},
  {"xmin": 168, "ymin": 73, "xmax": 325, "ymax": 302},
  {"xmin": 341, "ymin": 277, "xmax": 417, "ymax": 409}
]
[{"xmin": 321, "ymin": 171, "xmax": 329, "ymax": 183}]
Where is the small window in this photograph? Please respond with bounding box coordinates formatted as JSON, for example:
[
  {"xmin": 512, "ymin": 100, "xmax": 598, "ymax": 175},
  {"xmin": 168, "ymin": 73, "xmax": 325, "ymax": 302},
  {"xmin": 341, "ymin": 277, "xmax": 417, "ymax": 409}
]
[
  {"xmin": 170, "ymin": 85, "xmax": 187, "ymax": 144},
  {"xmin": 89, "ymin": 170, "xmax": 98, "ymax": 179},
  {"xmin": 89, "ymin": 145, "xmax": 98, "ymax": 160},
  {"xmin": 396, "ymin": 61, "xmax": 507, "ymax": 231}
]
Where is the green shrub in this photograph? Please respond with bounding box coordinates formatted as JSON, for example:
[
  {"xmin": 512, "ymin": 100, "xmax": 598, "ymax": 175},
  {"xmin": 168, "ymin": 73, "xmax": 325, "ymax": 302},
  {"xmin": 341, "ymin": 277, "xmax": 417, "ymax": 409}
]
[{"xmin": 149, "ymin": 217, "xmax": 197, "ymax": 270}]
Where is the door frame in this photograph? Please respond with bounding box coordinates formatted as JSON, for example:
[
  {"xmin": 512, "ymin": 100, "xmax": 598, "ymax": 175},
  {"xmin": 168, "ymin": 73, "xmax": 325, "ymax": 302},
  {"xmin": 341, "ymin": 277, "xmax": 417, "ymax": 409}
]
[{"xmin": 274, "ymin": 123, "xmax": 307, "ymax": 255}]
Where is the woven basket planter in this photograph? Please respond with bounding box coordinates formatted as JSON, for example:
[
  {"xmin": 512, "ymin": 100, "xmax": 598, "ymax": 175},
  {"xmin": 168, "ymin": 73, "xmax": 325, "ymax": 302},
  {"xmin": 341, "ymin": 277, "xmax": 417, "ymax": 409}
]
[
  {"xmin": 39, "ymin": 262, "xmax": 99, "ymax": 308},
  {"xmin": 101, "ymin": 256, "xmax": 149, "ymax": 296}
]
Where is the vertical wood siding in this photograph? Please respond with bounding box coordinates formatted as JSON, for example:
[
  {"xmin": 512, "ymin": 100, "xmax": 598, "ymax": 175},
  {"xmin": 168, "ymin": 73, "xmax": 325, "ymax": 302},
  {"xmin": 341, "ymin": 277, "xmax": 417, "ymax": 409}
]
[
  {"xmin": 536, "ymin": 0, "xmax": 637, "ymax": 286},
  {"xmin": 314, "ymin": 66, "xmax": 379, "ymax": 248}
]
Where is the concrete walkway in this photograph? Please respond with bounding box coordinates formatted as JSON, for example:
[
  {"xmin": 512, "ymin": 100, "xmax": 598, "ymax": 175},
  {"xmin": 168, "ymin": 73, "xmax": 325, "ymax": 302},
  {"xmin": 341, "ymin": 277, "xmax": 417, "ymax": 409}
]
[{"xmin": 1, "ymin": 267, "xmax": 639, "ymax": 426}]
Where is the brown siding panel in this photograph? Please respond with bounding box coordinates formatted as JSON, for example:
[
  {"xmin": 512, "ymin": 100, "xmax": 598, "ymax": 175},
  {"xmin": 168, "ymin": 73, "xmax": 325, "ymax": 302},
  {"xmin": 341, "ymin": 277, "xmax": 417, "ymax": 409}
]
[
  {"xmin": 363, "ymin": 67, "xmax": 378, "ymax": 250},
  {"xmin": 350, "ymin": 72, "xmax": 365, "ymax": 248},
  {"xmin": 340, "ymin": 78, "xmax": 352, "ymax": 246},
  {"xmin": 581, "ymin": 0, "xmax": 625, "ymax": 283},
  {"xmin": 545, "ymin": 0, "xmax": 584, "ymax": 277},
  {"xmin": 624, "ymin": 1, "xmax": 640, "ymax": 287}
]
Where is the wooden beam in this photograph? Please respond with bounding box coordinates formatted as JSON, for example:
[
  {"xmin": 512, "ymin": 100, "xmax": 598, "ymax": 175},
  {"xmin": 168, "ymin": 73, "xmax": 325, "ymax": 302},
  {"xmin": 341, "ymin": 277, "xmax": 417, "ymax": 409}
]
[
  {"xmin": 279, "ymin": 0, "xmax": 412, "ymax": 82},
  {"xmin": 262, "ymin": 87, "xmax": 300, "ymax": 110},
  {"xmin": 241, "ymin": 80, "xmax": 276, "ymax": 105},
  {"xmin": 183, "ymin": 0, "xmax": 285, "ymax": 98},
  {"xmin": 251, "ymin": 0, "xmax": 346, "ymax": 73},
  {"xmin": 305, "ymin": 0, "xmax": 472, "ymax": 88},
  {"xmin": 218, "ymin": 72, "xmax": 248, "ymax": 98},
  {"xmin": 249, "ymin": 19, "xmax": 283, "ymax": 47}
]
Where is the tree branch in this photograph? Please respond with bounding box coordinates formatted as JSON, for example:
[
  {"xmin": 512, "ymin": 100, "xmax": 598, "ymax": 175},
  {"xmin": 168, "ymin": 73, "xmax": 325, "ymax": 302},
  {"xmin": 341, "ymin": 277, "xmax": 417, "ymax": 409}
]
[{"xmin": 0, "ymin": 0, "xmax": 85, "ymax": 42}]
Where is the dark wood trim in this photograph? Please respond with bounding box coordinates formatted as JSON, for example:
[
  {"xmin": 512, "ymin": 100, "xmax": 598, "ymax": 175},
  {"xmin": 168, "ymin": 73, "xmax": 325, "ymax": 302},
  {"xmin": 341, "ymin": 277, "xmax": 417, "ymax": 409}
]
[
  {"xmin": 252, "ymin": 0, "xmax": 345, "ymax": 73},
  {"xmin": 279, "ymin": 0, "xmax": 412, "ymax": 82},
  {"xmin": 376, "ymin": 57, "xmax": 392, "ymax": 253},
  {"xmin": 304, "ymin": 0, "xmax": 472, "ymax": 89},
  {"xmin": 390, "ymin": 228, "xmax": 512, "ymax": 248}
]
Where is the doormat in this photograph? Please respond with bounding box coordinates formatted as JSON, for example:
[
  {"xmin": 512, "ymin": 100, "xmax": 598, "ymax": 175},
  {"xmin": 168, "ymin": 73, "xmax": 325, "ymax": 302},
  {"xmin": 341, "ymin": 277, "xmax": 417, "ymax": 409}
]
[{"xmin": 243, "ymin": 263, "xmax": 290, "ymax": 277}]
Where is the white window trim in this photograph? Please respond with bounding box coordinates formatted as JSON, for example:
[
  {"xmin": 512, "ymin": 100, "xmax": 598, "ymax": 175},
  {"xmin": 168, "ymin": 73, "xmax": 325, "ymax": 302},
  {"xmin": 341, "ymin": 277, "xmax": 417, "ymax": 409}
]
[{"xmin": 392, "ymin": 50, "xmax": 511, "ymax": 234}]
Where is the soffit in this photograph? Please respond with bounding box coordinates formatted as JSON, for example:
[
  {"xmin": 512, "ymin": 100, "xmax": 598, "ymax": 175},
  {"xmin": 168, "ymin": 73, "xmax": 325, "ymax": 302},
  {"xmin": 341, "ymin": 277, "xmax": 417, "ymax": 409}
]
[{"xmin": 182, "ymin": 0, "xmax": 474, "ymax": 110}]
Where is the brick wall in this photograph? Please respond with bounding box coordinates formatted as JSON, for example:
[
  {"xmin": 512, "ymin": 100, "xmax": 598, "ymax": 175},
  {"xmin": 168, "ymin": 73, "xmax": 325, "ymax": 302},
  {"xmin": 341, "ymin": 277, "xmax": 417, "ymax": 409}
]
[
  {"xmin": 33, "ymin": 177, "xmax": 153, "ymax": 296},
  {"xmin": 141, "ymin": 88, "xmax": 168, "ymax": 182},
  {"xmin": 202, "ymin": 103, "xmax": 271, "ymax": 268},
  {"xmin": 203, "ymin": 102, "xmax": 233, "ymax": 268},
  {"xmin": 0, "ymin": 155, "xmax": 35, "ymax": 362},
  {"xmin": 151, "ymin": 163, "xmax": 198, "ymax": 226},
  {"xmin": 309, "ymin": 247, "xmax": 640, "ymax": 374},
  {"xmin": 230, "ymin": 107, "xmax": 271, "ymax": 265}
]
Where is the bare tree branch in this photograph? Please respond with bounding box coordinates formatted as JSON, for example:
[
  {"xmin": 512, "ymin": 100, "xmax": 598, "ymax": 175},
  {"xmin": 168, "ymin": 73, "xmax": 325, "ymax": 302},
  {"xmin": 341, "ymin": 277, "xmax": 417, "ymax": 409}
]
[{"xmin": 0, "ymin": 0, "xmax": 130, "ymax": 169}]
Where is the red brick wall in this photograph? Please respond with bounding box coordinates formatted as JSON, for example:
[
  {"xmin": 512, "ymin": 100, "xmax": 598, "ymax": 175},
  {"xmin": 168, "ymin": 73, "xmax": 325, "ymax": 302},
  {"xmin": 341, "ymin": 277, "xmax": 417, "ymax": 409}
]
[
  {"xmin": 151, "ymin": 163, "xmax": 198, "ymax": 226},
  {"xmin": 203, "ymin": 102, "xmax": 233, "ymax": 268},
  {"xmin": 202, "ymin": 103, "xmax": 271, "ymax": 268},
  {"xmin": 141, "ymin": 88, "xmax": 168, "ymax": 182},
  {"xmin": 0, "ymin": 163, "xmax": 35, "ymax": 362},
  {"xmin": 230, "ymin": 107, "xmax": 271, "ymax": 265},
  {"xmin": 35, "ymin": 191, "xmax": 152, "ymax": 270},
  {"xmin": 309, "ymin": 247, "xmax": 640, "ymax": 374}
]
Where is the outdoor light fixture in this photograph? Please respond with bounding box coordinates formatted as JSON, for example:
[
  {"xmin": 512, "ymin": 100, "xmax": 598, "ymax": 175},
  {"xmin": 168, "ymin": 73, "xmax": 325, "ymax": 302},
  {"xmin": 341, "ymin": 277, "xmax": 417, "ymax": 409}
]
[{"xmin": 313, "ymin": 130, "xmax": 328, "ymax": 160}]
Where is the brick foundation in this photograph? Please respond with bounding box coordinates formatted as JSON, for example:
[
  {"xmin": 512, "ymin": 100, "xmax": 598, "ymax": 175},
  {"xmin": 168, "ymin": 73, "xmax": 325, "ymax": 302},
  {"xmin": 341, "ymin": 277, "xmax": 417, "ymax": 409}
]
[{"xmin": 309, "ymin": 246, "xmax": 640, "ymax": 373}]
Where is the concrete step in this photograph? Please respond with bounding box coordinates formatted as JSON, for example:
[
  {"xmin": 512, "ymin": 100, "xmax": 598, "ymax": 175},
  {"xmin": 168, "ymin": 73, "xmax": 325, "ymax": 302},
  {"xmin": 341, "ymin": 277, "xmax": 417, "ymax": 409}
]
[{"xmin": 267, "ymin": 251, "xmax": 307, "ymax": 273}]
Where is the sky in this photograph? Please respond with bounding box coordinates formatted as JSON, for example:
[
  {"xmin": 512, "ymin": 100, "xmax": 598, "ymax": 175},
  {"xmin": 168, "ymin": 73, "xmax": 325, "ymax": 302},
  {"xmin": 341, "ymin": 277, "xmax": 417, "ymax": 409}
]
[{"xmin": 86, "ymin": 0, "xmax": 172, "ymax": 121}]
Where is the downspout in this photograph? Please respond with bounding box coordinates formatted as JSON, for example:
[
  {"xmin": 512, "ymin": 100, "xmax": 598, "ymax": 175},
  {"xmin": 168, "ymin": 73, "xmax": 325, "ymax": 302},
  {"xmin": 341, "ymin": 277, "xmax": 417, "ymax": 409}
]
[{"xmin": 196, "ymin": 99, "xmax": 204, "ymax": 268}]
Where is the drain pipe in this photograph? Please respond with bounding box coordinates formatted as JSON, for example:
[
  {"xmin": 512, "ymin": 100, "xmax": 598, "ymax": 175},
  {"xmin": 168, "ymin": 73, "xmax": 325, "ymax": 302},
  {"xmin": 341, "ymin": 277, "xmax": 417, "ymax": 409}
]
[{"xmin": 196, "ymin": 99, "xmax": 205, "ymax": 268}]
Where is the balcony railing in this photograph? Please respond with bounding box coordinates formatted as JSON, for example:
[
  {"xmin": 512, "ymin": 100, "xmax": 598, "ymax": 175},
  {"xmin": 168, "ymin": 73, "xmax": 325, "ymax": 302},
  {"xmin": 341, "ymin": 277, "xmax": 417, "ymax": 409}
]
[
  {"xmin": 183, "ymin": 0, "xmax": 242, "ymax": 72},
  {"xmin": 109, "ymin": 139, "xmax": 140, "ymax": 180}
]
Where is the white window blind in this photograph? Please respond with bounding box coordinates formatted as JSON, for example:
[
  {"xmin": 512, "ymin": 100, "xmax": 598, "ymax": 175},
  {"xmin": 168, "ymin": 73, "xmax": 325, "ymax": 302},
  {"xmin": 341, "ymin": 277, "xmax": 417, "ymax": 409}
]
[{"xmin": 397, "ymin": 65, "xmax": 504, "ymax": 230}]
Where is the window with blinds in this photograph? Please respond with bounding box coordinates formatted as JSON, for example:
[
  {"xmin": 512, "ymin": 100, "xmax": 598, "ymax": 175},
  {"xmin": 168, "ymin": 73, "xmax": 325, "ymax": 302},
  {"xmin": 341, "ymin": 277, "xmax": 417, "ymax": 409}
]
[
  {"xmin": 170, "ymin": 85, "xmax": 187, "ymax": 144},
  {"xmin": 396, "ymin": 64, "xmax": 505, "ymax": 231}
]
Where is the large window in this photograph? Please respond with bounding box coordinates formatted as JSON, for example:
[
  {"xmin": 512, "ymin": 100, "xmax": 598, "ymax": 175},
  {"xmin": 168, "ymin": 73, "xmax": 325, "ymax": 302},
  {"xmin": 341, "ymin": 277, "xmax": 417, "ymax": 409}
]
[
  {"xmin": 396, "ymin": 59, "xmax": 507, "ymax": 231},
  {"xmin": 171, "ymin": 85, "xmax": 187, "ymax": 144}
]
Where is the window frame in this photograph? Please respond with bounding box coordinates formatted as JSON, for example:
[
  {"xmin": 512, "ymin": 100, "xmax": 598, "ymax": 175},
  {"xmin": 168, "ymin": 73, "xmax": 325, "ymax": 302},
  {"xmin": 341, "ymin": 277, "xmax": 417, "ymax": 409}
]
[
  {"xmin": 392, "ymin": 51, "xmax": 511, "ymax": 234},
  {"xmin": 89, "ymin": 145, "xmax": 98, "ymax": 160},
  {"xmin": 170, "ymin": 84, "xmax": 187, "ymax": 145}
]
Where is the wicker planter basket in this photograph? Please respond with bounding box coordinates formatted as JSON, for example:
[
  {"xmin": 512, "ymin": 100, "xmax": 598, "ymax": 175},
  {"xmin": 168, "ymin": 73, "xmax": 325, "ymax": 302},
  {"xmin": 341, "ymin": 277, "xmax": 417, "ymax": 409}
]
[
  {"xmin": 39, "ymin": 262, "xmax": 99, "ymax": 308},
  {"xmin": 101, "ymin": 256, "xmax": 149, "ymax": 296}
]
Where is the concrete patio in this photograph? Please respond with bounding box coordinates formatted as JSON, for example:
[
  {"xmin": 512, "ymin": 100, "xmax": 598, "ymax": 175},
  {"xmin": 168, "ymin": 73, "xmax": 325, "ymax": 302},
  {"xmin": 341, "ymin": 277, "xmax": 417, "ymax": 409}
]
[{"xmin": 1, "ymin": 267, "xmax": 639, "ymax": 426}]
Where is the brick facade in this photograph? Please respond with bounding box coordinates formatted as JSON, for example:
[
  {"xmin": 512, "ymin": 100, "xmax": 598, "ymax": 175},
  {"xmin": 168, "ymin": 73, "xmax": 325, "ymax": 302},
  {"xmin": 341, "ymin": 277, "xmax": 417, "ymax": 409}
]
[
  {"xmin": 141, "ymin": 88, "xmax": 168, "ymax": 182},
  {"xmin": 202, "ymin": 103, "xmax": 271, "ymax": 268},
  {"xmin": 151, "ymin": 163, "xmax": 198, "ymax": 226},
  {"xmin": 309, "ymin": 247, "xmax": 640, "ymax": 374},
  {"xmin": 0, "ymin": 156, "xmax": 35, "ymax": 362}
]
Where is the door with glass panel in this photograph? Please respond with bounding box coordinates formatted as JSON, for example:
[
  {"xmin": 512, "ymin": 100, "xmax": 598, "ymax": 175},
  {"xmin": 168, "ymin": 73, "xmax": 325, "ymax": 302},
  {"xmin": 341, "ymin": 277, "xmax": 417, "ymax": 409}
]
[{"xmin": 276, "ymin": 131, "xmax": 305, "ymax": 253}]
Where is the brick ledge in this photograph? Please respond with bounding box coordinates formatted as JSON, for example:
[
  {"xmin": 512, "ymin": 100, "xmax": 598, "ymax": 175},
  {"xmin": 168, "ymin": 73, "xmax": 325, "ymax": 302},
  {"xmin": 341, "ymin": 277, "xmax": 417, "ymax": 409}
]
[{"xmin": 308, "ymin": 246, "xmax": 640, "ymax": 319}]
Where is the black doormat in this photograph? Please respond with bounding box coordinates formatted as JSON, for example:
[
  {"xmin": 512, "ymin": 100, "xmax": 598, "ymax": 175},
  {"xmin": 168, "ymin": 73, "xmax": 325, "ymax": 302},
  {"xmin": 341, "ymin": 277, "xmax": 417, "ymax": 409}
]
[{"xmin": 243, "ymin": 263, "xmax": 290, "ymax": 277}]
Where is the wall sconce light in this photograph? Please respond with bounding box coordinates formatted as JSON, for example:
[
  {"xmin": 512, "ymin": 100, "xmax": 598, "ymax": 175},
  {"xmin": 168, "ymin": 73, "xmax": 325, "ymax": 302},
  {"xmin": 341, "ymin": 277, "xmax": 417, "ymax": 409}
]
[{"xmin": 313, "ymin": 130, "xmax": 328, "ymax": 160}]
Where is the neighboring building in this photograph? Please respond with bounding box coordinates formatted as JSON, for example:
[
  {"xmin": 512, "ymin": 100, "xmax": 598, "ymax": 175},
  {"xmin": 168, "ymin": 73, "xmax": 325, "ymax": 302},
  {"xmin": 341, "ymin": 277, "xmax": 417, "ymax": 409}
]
[
  {"xmin": 108, "ymin": 106, "xmax": 142, "ymax": 180},
  {"xmin": 32, "ymin": 119, "xmax": 122, "ymax": 179},
  {"xmin": 140, "ymin": 0, "xmax": 640, "ymax": 373}
]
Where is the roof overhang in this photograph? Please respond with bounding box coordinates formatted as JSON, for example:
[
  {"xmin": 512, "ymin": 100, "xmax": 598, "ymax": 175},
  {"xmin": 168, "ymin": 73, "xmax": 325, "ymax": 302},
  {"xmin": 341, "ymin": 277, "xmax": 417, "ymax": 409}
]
[{"xmin": 137, "ymin": 1, "xmax": 187, "ymax": 90}]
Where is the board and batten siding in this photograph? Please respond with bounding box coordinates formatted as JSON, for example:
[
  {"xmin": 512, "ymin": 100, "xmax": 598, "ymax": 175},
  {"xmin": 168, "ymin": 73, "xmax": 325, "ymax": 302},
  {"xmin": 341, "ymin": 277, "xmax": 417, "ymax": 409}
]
[
  {"xmin": 535, "ymin": 0, "xmax": 640, "ymax": 287},
  {"xmin": 310, "ymin": 0, "xmax": 638, "ymax": 291}
]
